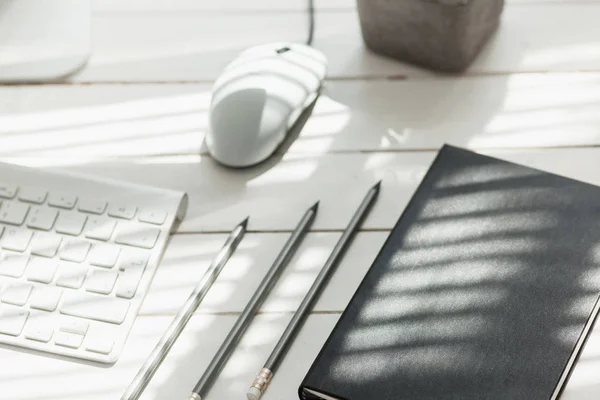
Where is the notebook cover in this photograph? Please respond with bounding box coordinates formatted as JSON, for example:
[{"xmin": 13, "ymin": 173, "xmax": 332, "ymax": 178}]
[{"xmin": 299, "ymin": 145, "xmax": 600, "ymax": 400}]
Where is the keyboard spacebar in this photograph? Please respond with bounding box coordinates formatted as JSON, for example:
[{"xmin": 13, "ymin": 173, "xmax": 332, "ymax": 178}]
[{"xmin": 60, "ymin": 292, "xmax": 130, "ymax": 325}]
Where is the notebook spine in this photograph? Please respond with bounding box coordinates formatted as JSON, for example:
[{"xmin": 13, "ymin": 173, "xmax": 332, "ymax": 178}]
[
  {"xmin": 300, "ymin": 388, "xmax": 318, "ymax": 400},
  {"xmin": 300, "ymin": 387, "xmax": 342, "ymax": 400}
]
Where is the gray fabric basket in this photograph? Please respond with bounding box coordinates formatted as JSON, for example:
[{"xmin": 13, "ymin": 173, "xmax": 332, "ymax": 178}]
[{"xmin": 356, "ymin": 0, "xmax": 505, "ymax": 72}]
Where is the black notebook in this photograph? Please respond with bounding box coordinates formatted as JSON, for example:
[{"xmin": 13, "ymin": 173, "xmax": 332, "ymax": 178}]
[{"xmin": 300, "ymin": 145, "xmax": 600, "ymax": 400}]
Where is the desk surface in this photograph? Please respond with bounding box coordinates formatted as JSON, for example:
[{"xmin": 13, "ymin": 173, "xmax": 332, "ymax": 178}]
[{"xmin": 1, "ymin": 1, "xmax": 600, "ymax": 399}]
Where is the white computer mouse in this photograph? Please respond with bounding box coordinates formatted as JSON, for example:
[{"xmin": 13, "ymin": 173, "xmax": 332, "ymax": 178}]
[{"xmin": 207, "ymin": 42, "xmax": 328, "ymax": 168}]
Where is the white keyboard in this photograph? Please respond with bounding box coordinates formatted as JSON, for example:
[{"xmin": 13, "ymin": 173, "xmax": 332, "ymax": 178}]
[{"xmin": 0, "ymin": 162, "xmax": 187, "ymax": 363}]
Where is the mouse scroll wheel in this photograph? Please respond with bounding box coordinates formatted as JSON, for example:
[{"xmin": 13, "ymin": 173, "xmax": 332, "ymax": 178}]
[{"xmin": 276, "ymin": 46, "xmax": 291, "ymax": 54}]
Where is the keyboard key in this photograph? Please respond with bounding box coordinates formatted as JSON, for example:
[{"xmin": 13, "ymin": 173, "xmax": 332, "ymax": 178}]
[
  {"xmin": 138, "ymin": 209, "xmax": 167, "ymax": 225},
  {"xmin": 24, "ymin": 319, "xmax": 54, "ymax": 343},
  {"xmin": 84, "ymin": 217, "xmax": 116, "ymax": 241},
  {"xmin": 30, "ymin": 286, "xmax": 62, "ymax": 312},
  {"xmin": 115, "ymin": 223, "xmax": 161, "ymax": 249},
  {"xmin": 88, "ymin": 243, "xmax": 120, "ymax": 268},
  {"xmin": 0, "ymin": 202, "xmax": 29, "ymax": 225},
  {"xmin": 48, "ymin": 194, "xmax": 77, "ymax": 210},
  {"xmin": 108, "ymin": 204, "xmax": 137, "ymax": 220},
  {"xmin": 85, "ymin": 336, "xmax": 114, "ymax": 355},
  {"xmin": 0, "ymin": 254, "xmax": 29, "ymax": 278},
  {"xmin": 118, "ymin": 249, "xmax": 149, "ymax": 271},
  {"xmin": 0, "ymin": 305, "xmax": 29, "ymax": 336},
  {"xmin": 55, "ymin": 211, "xmax": 87, "ymax": 236},
  {"xmin": 60, "ymin": 239, "xmax": 91, "ymax": 263},
  {"xmin": 78, "ymin": 199, "xmax": 107, "ymax": 215},
  {"xmin": 1, "ymin": 282, "xmax": 33, "ymax": 306},
  {"xmin": 60, "ymin": 292, "xmax": 130, "ymax": 324},
  {"xmin": 27, "ymin": 207, "xmax": 58, "ymax": 231},
  {"xmin": 0, "ymin": 184, "xmax": 18, "ymax": 199},
  {"xmin": 54, "ymin": 331, "xmax": 84, "ymax": 349},
  {"xmin": 56, "ymin": 262, "xmax": 87, "ymax": 289},
  {"xmin": 18, "ymin": 187, "xmax": 48, "ymax": 204},
  {"xmin": 60, "ymin": 318, "xmax": 89, "ymax": 336},
  {"xmin": 86, "ymin": 270, "xmax": 118, "ymax": 295},
  {"xmin": 116, "ymin": 266, "xmax": 145, "ymax": 299},
  {"xmin": 26, "ymin": 257, "xmax": 59, "ymax": 284},
  {"xmin": 1, "ymin": 228, "xmax": 33, "ymax": 252},
  {"xmin": 30, "ymin": 232, "xmax": 62, "ymax": 258}
]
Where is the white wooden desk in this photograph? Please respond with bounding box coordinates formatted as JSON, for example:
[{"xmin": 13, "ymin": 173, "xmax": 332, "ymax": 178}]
[{"xmin": 1, "ymin": 1, "xmax": 600, "ymax": 399}]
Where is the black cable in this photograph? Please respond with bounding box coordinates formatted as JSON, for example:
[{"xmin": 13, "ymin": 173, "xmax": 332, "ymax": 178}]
[{"xmin": 306, "ymin": 0, "xmax": 315, "ymax": 46}]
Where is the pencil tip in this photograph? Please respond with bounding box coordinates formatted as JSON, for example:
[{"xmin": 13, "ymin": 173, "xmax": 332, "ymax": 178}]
[
  {"xmin": 240, "ymin": 217, "xmax": 250, "ymax": 229},
  {"xmin": 373, "ymin": 180, "xmax": 382, "ymax": 192},
  {"xmin": 310, "ymin": 201, "xmax": 320, "ymax": 212}
]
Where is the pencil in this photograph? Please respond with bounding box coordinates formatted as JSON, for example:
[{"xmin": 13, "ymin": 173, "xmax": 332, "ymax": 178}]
[
  {"xmin": 246, "ymin": 181, "xmax": 382, "ymax": 400},
  {"xmin": 121, "ymin": 217, "xmax": 249, "ymax": 400},
  {"xmin": 187, "ymin": 202, "xmax": 320, "ymax": 400}
]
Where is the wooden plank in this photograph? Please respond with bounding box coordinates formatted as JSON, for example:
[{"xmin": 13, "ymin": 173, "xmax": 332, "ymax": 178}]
[
  {"xmin": 0, "ymin": 84, "xmax": 207, "ymax": 158},
  {"xmin": 93, "ymin": 0, "xmax": 312, "ymax": 12},
  {"xmin": 68, "ymin": 3, "xmax": 600, "ymax": 82},
  {"xmin": 315, "ymin": 73, "xmax": 600, "ymax": 152},
  {"xmin": 0, "ymin": 313, "xmax": 597, "ymax": 399},
  {"xmin": 38, "ymin": 151, "xmax": 430, "ymax": 232},
  {"xmin": 74, "ymin": 12, "xmax": 305, "ymax": 83},
  {"xmin": 19, "ymin": 147, "xmax": 598, "ymax": 233},
  {"xmin": 140, "ymin": 231, "xmax": 385, "ymax": 315},
  {"xmin": 5, "ymin": 73, "xmax": 600, "ymax": 158}
]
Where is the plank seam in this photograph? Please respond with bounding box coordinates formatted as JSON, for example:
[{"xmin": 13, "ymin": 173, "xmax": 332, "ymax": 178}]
[{"xmin": 7, "ymin": 69, "xmax": 600, "ymax": 87}]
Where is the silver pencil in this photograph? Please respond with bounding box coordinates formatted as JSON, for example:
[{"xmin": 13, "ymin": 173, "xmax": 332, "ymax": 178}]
[
  {"xmin": 188, "ymin": 202, "xmax": 320, "ymax": 400},
  {"xmin": 247, "ymin": 181, "xmax": 382, "ymax": 400},
  {"xmin": 121, "ymin": 217, "xmax": 249, "ymax": 400}
]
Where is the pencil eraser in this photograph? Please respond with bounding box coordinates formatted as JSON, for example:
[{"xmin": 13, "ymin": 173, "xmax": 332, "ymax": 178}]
[{"xmin": 247, "ymin": 387, "xmax": 261, "ymax": 400}]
